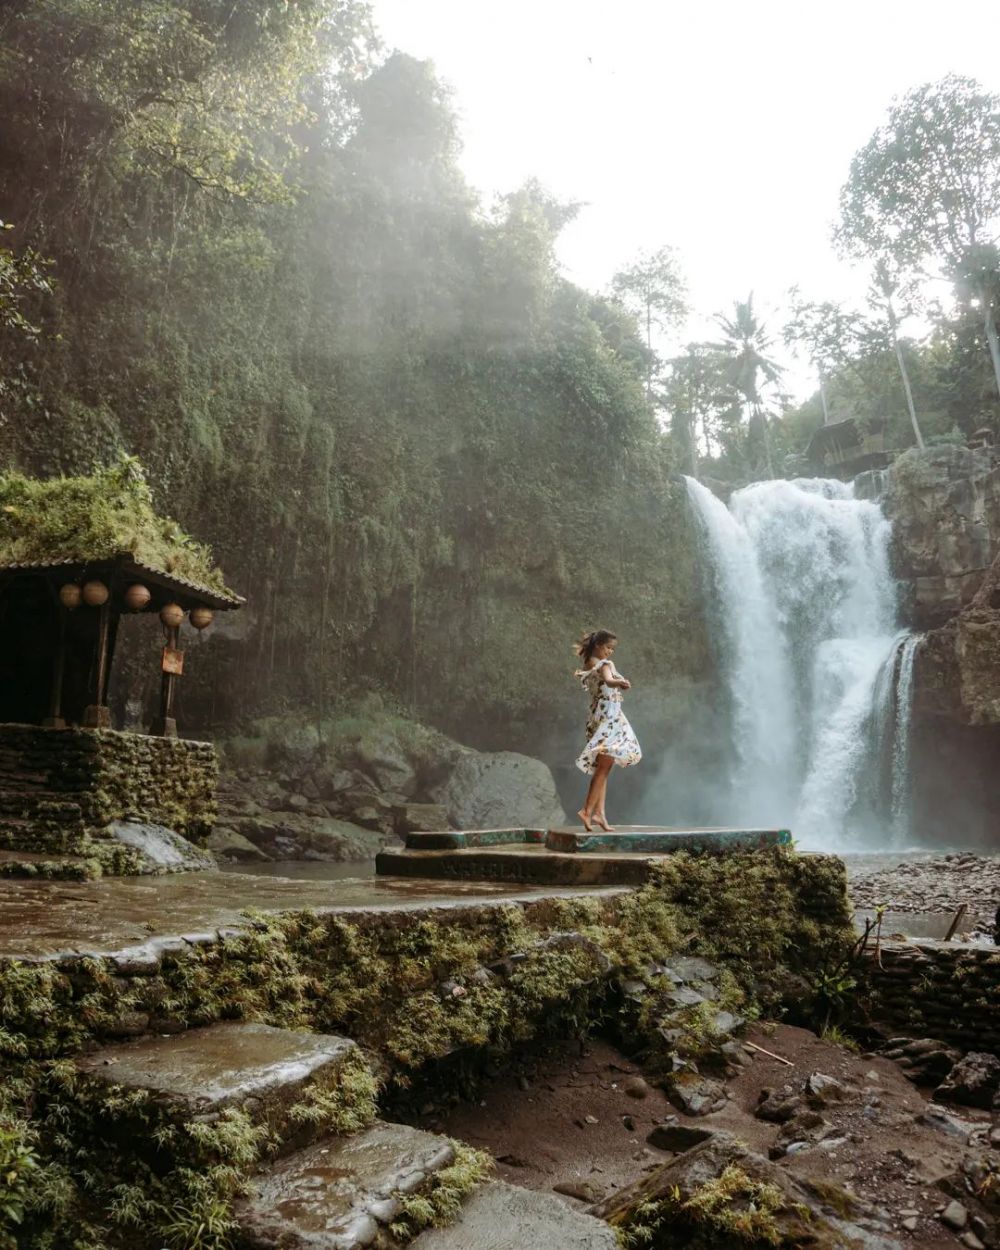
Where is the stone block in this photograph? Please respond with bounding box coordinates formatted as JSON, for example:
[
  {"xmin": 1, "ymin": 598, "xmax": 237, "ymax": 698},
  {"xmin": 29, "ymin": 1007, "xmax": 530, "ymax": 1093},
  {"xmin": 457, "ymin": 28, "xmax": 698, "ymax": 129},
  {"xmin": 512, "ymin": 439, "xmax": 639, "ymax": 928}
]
[{"xmin": 236, "ymin": 1122, "xmax": 462, "ymax": 1250}]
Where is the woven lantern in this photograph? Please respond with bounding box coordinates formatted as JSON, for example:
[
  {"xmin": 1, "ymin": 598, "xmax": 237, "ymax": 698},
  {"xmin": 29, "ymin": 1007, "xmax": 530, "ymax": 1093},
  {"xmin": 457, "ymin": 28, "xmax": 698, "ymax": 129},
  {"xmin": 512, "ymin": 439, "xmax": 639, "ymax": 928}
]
[
  {"xmin": 82, "ymin": 580, "xmax": 109, "ymax": 607},
  {"xmin": 124, "ymin": 583, "xmax": 151, "ymax": 612},
  {"xmin": 59, "ymin": 583, "xmax": 82, "ymax": 610},
  {"xmin": 189, "ymin": 606, "xmax": 214, "ymax": 631},
  {"xmin": 159, "ymin": 602, "xmax": 184, "ymax": 629}
]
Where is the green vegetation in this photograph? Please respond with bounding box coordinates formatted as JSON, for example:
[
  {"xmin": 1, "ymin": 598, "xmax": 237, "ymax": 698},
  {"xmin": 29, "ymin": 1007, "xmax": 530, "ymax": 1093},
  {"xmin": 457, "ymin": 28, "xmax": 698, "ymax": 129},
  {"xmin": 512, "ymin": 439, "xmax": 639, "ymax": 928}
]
[
  {"xmin": 0, "ymin": 2, "xmax": 704, "ymax": 749},
  {"xmin": 0, "ymin": 848, "xmax": 852, "ymax": 1248},
  {"xmin": 0, "ymin": 456, "xmax": 230, "ymax": 593}
]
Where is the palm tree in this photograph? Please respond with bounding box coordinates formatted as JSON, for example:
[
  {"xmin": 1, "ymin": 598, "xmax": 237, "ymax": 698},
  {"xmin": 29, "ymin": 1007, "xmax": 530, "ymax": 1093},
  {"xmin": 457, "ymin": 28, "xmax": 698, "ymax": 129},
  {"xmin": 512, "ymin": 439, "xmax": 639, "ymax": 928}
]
[{"xmin": 715, "ymin": 294, "xmax": 784, "ymax": 478}]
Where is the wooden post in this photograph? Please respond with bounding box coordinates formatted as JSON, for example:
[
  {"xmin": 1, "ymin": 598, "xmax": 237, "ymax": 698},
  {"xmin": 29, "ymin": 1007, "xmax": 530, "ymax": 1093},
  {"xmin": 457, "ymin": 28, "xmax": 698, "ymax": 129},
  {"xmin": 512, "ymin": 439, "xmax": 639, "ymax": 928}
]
[
  {"xmin": 152, "ymin": 623, "xmax": 180, "ymax": 738},
  {"xmin": 43, "ymin": 604, "xmax": 67, "ymax": 729},
  {"xmin": 83, "ymin": 600, "xmax": 112, "ymax": 728}
]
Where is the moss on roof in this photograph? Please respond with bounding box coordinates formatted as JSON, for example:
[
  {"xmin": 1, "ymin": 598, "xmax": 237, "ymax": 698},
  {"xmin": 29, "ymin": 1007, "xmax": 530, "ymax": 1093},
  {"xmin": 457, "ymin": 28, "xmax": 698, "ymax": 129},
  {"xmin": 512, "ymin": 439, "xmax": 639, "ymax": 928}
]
[{"xmin": 0, "ymin": 454, "xmax": 232, "ymax": 595}]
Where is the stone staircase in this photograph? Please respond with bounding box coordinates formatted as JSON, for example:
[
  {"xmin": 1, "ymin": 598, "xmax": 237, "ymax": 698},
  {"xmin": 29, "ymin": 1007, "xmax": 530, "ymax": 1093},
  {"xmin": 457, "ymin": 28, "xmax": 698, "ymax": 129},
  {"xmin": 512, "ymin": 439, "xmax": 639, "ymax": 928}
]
[{"xmin": 73, "ymin": 1022, "xmax": 617, "ymax": 1250}]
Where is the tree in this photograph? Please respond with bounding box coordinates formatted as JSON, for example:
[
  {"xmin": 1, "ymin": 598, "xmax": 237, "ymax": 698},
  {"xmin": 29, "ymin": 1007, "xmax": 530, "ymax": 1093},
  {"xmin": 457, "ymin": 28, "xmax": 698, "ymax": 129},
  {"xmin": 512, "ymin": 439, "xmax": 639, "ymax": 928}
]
[
  {"xmin": 782, "ymin": 290, "xmax": 866, "ymax": 424},
  {"xmin": 610, "ymin": 247, "xmax": 687, "ymax": 400},
  {"xmin": 866, "ymin": 260, "xmax": 926, "ymax": 449},
  {"xmin": 838, "ymin": 74, "xmax": 1000, "ymax": 402},
  {"xmin": 661, "ymin": 342, "xmax": 736, "ymax": 477},
  {"xmin": 714, "ymin": 294, "xmax": 783, "ymax": 477}
]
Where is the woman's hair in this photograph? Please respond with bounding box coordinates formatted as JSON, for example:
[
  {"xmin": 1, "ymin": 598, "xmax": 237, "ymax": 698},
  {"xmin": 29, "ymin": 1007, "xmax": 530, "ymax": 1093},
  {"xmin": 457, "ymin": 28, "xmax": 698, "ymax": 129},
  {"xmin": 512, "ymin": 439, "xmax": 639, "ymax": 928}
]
[{"xmin": 575, "ymin": 629, "xmax": 617, "ymax": 661}]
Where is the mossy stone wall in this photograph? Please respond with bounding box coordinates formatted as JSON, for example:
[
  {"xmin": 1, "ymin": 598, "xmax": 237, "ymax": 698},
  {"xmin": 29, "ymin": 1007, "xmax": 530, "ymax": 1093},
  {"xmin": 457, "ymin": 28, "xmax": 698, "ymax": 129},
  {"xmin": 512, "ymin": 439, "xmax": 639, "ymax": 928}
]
[
  {"xmin": 865, "ymin": 938, "xmax": 1000, "ymax": 1053},
  {"xmin": 0, "ymin": 724, "xmax": 217, "ymax": 855}
]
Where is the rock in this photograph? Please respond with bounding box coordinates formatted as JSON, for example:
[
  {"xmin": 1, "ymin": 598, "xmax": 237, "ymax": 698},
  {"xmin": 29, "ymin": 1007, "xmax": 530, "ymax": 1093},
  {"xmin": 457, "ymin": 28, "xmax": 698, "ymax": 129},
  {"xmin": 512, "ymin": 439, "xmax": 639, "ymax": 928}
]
[
  {"xmin": 884, "ymin": 446, "xmax": 1000, "ymax": 629},
  {"xmin": 287, "ymin": 793, "xmax": 310, "ymax": 811},
  {"xmin": 879, "ymin": 1038, "xmax": 960, "ymax": 1085},
  {"xmin": 660, "ymin": 956, "xmax": 719, "ymax": 983},
  {"xmin": 941, "ymin": 1200, "xmax": 969, "ymax": 1231},
  {"xmin": 409, "ymin": 1180, "xmax": 619, "ymax": 1249},
  {"xmin": 205, "ymin": 826, "xmax": 272, "ymax": 863},
  {"xmin": 756, "ymin": 1089, "xmax": 805, "ymax": 1123},
  {"xmin": 105, "ymin": 820, "xmax": 217, "ymax": 873},
  {"xmin": 668, "ymin": 1077, "xmax": 727, "ymax": 1117},
  {"xmin": 646, "ymin": 1124, "xmax": 714, "ymax": 1152},
  {"xmin": 961, "ymin": 1234, "xmax": 986, "ymax": 1250},
  {"xmin": 352, "ymin": 726, "xmax": 419, "ymax": 796},
  {"xmin": 771, "ymin": 1111, "xmax": 834, "ymax": 1159},
  {"xmin": 919, "ymin": 1104, "xmax": 983, "ymax": 1138},
  {"xmin": 806, "ymin": 1072, "xmax": 847, "ymax": 1103},
  {"xmin": 553, "ymin": 1180, "xmax": 605, "ymax": 1203},
  {"xmin": 623, "ymin": 1076, "xmax": 650, "ymax": 1100},
  {"xmin": 902, "ymin": 1217, "xmax": 919, "ymax": 1232},
  {"xmin": 393, "ymin": 802, "xmax": 449, "ymax": 835},
  {"xmin": 432, "ymin": 751, "xmax": 566, "ymax": 830},
  {"xmin": 592, "ymin": 1130, "xmax": 903, "ymax": 1250},
  {"xmin": 935, "ymin": 1053, "xmax": 1000, "ymax": 1110}
]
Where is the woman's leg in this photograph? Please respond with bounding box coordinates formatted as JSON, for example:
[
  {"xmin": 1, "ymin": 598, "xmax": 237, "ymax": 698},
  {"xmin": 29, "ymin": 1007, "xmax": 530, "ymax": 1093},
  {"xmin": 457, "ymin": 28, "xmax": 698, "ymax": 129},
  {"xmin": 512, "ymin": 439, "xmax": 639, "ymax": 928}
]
[
  {"xmin": 592, "ymin": 756, "xmax": 615, "ymax": 830},
  {"xmin": 578, "ymin": 766, "xmax": 601, "ymax": 829}
]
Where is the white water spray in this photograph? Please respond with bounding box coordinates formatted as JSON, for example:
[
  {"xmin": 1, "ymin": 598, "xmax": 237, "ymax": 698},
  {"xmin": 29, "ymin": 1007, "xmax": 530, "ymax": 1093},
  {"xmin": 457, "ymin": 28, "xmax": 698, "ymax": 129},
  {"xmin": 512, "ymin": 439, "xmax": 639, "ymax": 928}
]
[{"xmin": 685, "ymin": 476, "xmax": 918, "ymax": 848}]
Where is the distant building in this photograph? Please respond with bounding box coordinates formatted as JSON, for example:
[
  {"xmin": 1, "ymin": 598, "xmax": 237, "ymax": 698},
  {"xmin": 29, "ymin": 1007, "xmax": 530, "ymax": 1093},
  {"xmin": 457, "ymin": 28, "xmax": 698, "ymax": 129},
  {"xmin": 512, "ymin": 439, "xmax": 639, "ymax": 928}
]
[{"xmin": 805, "ymin": 417, "xmax": 890, "ymax": 480}]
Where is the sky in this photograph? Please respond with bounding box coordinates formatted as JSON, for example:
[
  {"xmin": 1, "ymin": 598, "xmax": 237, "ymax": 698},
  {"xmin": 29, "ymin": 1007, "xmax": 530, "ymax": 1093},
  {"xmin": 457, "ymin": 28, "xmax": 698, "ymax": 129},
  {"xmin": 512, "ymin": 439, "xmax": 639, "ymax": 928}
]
[{"xmin": 370, "ymin": 0, "xmax": 1000, "ymax": 399}]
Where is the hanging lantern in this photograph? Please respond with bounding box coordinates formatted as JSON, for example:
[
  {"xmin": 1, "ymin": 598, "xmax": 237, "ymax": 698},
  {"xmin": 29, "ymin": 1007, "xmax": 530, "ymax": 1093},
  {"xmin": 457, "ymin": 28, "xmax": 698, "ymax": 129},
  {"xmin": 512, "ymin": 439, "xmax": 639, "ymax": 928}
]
[
  {"xmin": 159, "ymin": 602, "xmax": 184, "ymax": 628},
  {"xmin": 124, "ymin": 583, "xmax": 151, "ymax": 612},
  {"xmin": 59, "ymin": 583, "xmax": 82, "ymax": 609},
  {"xmin": 82, "ymin": 580, "xmax": 109, "ymax": 607},
  {"xmin": 189, "ymin": 606, "xmax": 214, "ymax": 631}
]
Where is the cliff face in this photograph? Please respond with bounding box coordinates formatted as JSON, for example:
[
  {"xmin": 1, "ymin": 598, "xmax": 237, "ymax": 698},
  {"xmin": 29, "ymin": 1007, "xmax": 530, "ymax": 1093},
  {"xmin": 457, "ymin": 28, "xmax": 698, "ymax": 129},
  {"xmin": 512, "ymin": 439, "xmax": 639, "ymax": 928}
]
[
  {"xmin": 883, "ymin": 446, "xmax": 1000, "ymax": 630},
  {"xmin": 882, "ymin": 446, "xmax": 1000, "ymax": 845}
]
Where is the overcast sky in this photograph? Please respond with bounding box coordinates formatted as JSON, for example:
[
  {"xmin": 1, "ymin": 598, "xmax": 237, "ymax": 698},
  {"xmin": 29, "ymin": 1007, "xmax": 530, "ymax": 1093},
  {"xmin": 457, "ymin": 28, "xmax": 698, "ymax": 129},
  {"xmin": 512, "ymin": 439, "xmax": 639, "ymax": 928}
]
[{"xmin": 371, "ymin": 1, "xmax": 1000, "ymax": 397}]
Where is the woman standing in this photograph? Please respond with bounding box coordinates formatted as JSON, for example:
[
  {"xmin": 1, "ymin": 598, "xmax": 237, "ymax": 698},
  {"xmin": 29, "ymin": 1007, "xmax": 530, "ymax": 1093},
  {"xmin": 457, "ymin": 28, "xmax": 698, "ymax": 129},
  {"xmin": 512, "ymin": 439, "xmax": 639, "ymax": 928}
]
[{"xmin": 574, "ymin": 629, "xmax": 641, "ymax": 832}]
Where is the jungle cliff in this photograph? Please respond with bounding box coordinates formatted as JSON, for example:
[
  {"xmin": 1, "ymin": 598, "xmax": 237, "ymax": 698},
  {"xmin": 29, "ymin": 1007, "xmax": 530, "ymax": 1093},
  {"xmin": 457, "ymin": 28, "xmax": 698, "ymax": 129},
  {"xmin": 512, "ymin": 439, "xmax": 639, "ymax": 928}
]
[{"xmin": 0, "ymin": 10, "xmax": 710, "ymax": 774}]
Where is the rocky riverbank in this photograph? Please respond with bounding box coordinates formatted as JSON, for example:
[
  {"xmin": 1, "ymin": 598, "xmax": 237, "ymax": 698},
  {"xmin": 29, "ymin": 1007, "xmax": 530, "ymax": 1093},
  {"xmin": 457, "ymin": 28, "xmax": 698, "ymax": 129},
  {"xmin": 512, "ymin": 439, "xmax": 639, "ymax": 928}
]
[
  {"xmin": 206, "ymin": 707, "xmax": 567, "ymax": 863},
  {"xmin": 846, "ymin": 853, "xmax": 1000, "ymax": 939}
]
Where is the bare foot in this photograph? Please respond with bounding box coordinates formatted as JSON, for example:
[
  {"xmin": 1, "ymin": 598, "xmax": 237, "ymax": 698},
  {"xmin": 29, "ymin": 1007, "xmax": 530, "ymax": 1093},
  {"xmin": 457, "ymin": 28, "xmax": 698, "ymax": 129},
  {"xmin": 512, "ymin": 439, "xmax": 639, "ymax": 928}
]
[
  {"xmin": 593, "ymin": 812, "xmax": 616, "ymax": 832},
  {"xmin": 577, "ymin": 809, "xmax": 593, "ymax": 832}
]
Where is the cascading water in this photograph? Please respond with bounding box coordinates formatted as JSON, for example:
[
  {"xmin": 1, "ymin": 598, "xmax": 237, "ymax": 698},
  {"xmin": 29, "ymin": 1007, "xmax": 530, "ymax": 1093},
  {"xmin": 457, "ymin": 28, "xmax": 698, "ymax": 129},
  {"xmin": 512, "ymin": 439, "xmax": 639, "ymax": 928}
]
[{"xmin": 685, "ymin": 475, "xmax": 919, "ymax": 849}]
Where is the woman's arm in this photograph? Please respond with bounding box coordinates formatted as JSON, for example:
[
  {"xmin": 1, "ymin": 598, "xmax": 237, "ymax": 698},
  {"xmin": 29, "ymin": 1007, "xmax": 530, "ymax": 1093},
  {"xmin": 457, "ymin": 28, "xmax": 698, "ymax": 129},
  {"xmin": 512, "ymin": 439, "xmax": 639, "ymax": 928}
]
[{"xmin": 599, "ymin": 662, "xmax": 631, "ymax": 689}]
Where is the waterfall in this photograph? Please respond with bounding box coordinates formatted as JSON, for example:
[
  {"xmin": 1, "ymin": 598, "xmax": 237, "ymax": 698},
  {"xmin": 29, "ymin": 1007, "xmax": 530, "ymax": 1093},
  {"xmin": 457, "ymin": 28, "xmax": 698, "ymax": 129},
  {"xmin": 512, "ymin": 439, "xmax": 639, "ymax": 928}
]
[{"xmin": 685, "ymin": 475, "xmax": 916, "ymax": 848}]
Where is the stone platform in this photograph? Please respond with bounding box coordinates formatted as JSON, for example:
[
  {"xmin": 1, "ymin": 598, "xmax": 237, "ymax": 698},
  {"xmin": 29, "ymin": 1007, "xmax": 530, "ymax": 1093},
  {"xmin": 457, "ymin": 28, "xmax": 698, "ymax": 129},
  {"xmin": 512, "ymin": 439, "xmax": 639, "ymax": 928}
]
[
  {"xmin": 0, "ymin": 868, "xmax": 628, "ymax": 962},
  {"xmin": 378, "ymin": 824, "xmax": 792, "ymax": 886}
]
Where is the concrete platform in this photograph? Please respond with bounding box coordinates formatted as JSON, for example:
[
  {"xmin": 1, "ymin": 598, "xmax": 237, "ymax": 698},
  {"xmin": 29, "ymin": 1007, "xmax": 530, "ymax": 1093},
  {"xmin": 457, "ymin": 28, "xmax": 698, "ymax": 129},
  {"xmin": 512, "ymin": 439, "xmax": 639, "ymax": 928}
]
[{"xmin": 380, "ymin": 824, "xmax": 793, "ymax": 886}]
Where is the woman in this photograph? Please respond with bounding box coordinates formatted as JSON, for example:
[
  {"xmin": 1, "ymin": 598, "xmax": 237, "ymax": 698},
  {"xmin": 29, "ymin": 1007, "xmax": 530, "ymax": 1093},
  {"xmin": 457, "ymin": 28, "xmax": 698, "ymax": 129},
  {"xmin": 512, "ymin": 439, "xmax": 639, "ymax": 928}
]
[{"xmin": 574, "ymin": 629, "xmax": 641, "ymax": 832}]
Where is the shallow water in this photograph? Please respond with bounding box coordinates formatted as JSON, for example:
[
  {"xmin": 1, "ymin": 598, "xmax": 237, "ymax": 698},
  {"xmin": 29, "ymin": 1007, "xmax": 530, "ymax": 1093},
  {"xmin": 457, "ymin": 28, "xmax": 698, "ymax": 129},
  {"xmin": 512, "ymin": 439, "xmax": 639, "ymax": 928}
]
[{"xmin": 219, "ymin": 859, "xmax": 376, "ymax": 881}]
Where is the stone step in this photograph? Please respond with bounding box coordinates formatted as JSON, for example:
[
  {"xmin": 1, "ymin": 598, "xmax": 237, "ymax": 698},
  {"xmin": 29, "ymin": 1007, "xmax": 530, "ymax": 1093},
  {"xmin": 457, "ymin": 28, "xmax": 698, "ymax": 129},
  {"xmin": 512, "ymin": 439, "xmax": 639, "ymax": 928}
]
[
  {"xmin": 75, "ymin": 1022, "xmax": 375, "ymax": 1161},
  {"xmin": 234, "ymin": 1121, "xmax": 469, "ymax": 1250},
  {"xmin": 409, "ymin": 1180, "xmax": 619, "ymax": 1250}
]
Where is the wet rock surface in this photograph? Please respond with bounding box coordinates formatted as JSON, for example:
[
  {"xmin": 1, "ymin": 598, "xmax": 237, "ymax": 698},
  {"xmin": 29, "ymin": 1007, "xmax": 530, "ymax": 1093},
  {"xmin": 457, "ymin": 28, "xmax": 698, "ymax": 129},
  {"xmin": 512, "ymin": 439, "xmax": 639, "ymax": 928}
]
[
  {"xmin": 0, "ymin": 869, "xmax": 626, "ymax": 959},
  {"xmin": 235, "ymin": 1121, "xmax": 459, "ymax": 1249},
  {"xmin": 409, "ymin": 1181, "xmax": 619, "ymax": 1249},
  {"xmin": 76, "ymin": 1022, "xmax": 363, "ymax": 1115}
]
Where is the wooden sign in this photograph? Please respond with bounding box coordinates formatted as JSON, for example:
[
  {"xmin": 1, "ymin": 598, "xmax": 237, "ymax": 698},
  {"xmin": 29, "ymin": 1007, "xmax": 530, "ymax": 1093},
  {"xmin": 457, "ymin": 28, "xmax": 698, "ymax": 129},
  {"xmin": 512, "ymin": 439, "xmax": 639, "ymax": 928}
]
[{"xmin": 161, "ymin": 646, "xmax": 184, "ymax": 675}]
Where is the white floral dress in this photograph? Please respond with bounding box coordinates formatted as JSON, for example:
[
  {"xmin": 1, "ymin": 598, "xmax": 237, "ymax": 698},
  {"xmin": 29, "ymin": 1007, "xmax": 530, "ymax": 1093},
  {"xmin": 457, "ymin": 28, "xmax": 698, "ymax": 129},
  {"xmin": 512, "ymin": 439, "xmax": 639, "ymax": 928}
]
[{"xmin": 575, "ymin": 661, "xmax": 642, "ymax": 774}]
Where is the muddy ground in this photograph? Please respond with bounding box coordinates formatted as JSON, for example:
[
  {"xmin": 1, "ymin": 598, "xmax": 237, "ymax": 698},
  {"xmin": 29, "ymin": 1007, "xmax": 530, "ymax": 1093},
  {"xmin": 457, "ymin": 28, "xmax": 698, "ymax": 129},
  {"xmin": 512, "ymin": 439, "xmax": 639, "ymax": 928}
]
[{"xmin": 402, "ymin": 1026, "xmax": 995, "ymax": 1248}]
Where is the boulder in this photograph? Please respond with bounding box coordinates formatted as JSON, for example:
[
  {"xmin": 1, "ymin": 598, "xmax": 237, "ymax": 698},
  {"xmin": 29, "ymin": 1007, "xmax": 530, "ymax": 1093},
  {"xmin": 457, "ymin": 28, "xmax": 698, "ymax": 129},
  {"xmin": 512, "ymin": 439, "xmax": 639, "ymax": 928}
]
[
  {"xmin": 205, "ymin": 826, "xmax": 272, "ymax": 863},
  {"xmin": 934, "ymin": 1052, "xmax": 1000, "ymax": 1110},
  {"xmin": 432, "ymin": 751, "xmax": 566, "ymax": 830},
  {"xmin": 393, "ymin": 802, "xmax": 449, "ymax": 835},
  {"xmin": 592, "ymin": 1130, "xmax": 902, "ymax": 1249}
]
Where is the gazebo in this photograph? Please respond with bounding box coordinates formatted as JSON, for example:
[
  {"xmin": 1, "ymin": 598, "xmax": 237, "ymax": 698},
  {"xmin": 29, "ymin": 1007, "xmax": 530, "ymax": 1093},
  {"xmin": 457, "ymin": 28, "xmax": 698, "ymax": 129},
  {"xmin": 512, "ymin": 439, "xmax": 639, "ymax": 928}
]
[
  {"xmin": 0, "ymin": 553, "xmax": 243, "ymax": 736},
  {"xmin": 0, "ymin": 463, "xmax": 243, "ymax": 872}
]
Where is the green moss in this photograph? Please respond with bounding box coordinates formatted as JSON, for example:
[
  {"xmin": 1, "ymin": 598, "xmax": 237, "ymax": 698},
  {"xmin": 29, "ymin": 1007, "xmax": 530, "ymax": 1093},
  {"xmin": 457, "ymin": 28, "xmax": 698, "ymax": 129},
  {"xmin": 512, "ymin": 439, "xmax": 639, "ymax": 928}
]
[
  {"xmin": 0, "ymin": 454, "xmax": 232, "ymax": 595},
  {"xmin": 389, "ymin": 1142, "xmax": 493, "ymax": 1241},
  {"xmin": 614, "ymin": 1165, "xmax": 822, "ymax": 1250}
]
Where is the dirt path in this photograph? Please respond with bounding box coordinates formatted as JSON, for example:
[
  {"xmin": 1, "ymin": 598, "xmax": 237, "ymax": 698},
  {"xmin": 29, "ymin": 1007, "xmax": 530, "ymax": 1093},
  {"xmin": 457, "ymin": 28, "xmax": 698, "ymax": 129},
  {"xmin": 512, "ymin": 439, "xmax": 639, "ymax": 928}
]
[{"xmin": 406, "ymin": 1027, "xmax": 993, "ymax": 1248}]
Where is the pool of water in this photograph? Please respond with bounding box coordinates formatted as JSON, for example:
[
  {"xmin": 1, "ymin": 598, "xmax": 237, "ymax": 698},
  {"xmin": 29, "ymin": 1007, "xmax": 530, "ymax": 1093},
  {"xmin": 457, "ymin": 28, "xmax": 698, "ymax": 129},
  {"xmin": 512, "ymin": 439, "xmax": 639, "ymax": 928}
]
[
  {"xmin": 853, "ymin": 909, "xmax": 981, "ymax": 940},
  {"xmin": 220, "ymin": 860, "xmax": 376, "ymax": 882}
]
